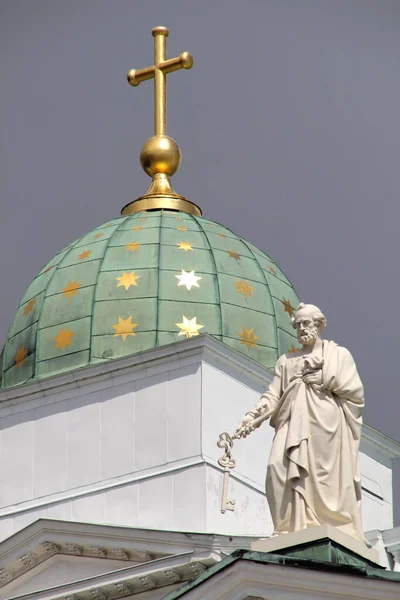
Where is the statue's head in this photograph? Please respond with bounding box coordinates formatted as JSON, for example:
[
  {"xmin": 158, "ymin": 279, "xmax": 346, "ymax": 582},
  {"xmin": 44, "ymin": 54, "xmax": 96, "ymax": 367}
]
[{"xmin": 292, "ymin": 303, "xmax": 327, "ymax": 346}]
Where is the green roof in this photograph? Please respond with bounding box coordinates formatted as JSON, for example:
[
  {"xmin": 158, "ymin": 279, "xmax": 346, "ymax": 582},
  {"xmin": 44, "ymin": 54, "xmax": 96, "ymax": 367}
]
[
  {"xmin": 1, "ymin": 210, "xmax": 300, "ymax": 388},
  {"xmin": 161, "ymin": 548, "xmax": 400, "ymax": 599}
]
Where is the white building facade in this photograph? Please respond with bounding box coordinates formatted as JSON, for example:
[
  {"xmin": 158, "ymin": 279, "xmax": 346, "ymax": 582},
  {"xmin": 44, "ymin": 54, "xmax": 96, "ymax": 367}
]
[{"xmin": 0, "ymin": 335, "xmax": 399, "ymax": 598}]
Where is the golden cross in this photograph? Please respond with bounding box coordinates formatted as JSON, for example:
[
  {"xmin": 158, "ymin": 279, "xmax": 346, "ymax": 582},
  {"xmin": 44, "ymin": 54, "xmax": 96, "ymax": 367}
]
[{"xmin": 127, "ymin": 26, "xmax": 193, "ymax": 137}]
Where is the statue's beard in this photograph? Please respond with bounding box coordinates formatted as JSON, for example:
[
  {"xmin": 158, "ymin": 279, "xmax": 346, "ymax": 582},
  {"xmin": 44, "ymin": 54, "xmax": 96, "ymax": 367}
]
[{"xmin": 298, "ymin": 328, "xmax": 318, "ymax": 345}]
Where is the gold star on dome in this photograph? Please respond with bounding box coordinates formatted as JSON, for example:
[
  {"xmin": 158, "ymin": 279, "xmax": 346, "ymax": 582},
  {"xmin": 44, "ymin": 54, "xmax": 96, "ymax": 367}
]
[
  {"xmin": 62, "ymin": 281, "xmax": 81, "ymax": 299},
  {"xmin": 105, "ymin": 223, "xmax": 114, "ymax": 227},
  {"xmin": 177, "ymin": 226, "xmax": 187, "ymax": 231},
  {"xmin": 176, "ymin": 316, "xmax": 204, "ymax": 338},
  {"xmin": 23, "ymin": 298, "xmax": 36, "ymax": 316},
  {"xmin": 238, "ymin": 327, "xmax": 260, "ymax": 351},
  {"xmin": 208, "ymin": 223, "xmax": 217, "ymax": 227},
  {"xmin": 78, "ymin": 249, "xmax": 92, "ymax": 261},
  {"xmin": 218, "ymin": 233, "xmax": 227, "ymax": 239},
  {"xmin": 228, "ymin": 250, "xmax": 241, "ymax": 262},
  {"xmin": 94, "ymin": 233, "xmax": 103, "ymax": 239},
  {"xmin": 288, "ymin": 344, "xmax": 300, "ymax": 354},
  {"xmin": 176, "ymin": 270, "xmax": 202, "ymax": 291},
  {"xmin": 112, "ymin": 316, "xmax": 138, "ymax": 341},
  {"xmin": 177, "ymin": 242, "xmax": 193, "ymax": 252},
  {"xmin": 139, "ymin": 217, "xmax": 148, "ymax": 221},
  {"xmin": 43, "ymin": 265, "xmax": 54, "ymax": 274},
  {"xmin": 116, "ymin": 271, "xmax": 141, "ymax": 290},
  {"xmin": 14, "ymin": 346, "xmax": 28, "ymax": 368},
  {"xmin": 125, "ymin": 241, "xmax": 141, "ymax": 252},
  {"xmin": 235, "ymin": 279, "xmax": 254, "ymax": 299},
  {"xmin": 176, "ymin": 216, "xmax": 184, "ymax": 220},
  {"xmin": 132, "ymin": 226, "xmax": 143, "ymax": 231},
  {"xmin": 268, "ymin": 266, "xmax": 277, "ymax": 276},
  {"xmin": 282, "ymin": 298, "xmax": 295, "ymax": 318},
  {"xmin": 53, "ymin": 327, "xmax": 75, "ymax": 352}
]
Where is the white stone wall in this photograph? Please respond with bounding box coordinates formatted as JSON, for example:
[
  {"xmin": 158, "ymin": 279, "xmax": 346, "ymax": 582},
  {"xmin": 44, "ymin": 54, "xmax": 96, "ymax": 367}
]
[{"xmin": 0, "ymin": 362, "xmax": 202, "ymax": 505}]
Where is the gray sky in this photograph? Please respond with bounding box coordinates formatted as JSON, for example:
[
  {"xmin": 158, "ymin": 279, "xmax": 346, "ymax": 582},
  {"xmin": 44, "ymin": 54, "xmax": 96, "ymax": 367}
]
[{"xmin": 1, "ymin": 1, "xmax": 400, "ymax": 517}]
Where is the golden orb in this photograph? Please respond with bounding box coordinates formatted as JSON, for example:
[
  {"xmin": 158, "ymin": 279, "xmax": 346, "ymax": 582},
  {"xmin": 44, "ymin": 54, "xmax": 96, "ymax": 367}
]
[{"xmin": 140, "ymin": 135, "xmax": 181, "ymax": 177}]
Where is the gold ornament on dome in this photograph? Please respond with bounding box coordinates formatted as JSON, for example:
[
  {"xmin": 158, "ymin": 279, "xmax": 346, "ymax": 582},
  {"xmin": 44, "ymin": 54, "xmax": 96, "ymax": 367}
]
[
  {"xmin": 62, "ymin": 281, "xmax": 81, "ymax": 299},
  {"xmin": 282, "ymin": 298, "xmax": 295, "ymax": 318},
  {"xmin": 228, "ymin": 250, "xmax": 241, "ymax": 262},
  {"xmin": 121, "ymin": 27, "xmax": 201, "ymax": 217},
  {"xmin": 176, "ymin": 316, "xmax": 204, "ymax": 338},
  {"xmin": 53, "ymin": 327, "xmax": 75, "ymax": 352},
  {"xmin": 78, "ymin": 250, "xmax": 92, "ymax": 261},
  {"xmin": 288, "ymin": 344, "xmax": 300, "ymax": 354},
  {"xmin": 125, "ymin": 241, "xmax": 141, "ymax": 252},
  {"xmin": 177, "ymin": 242, "xmax": 193, "ymax": 252},
  {"xmin": 235, "ymin": 280, "xmax": 254, "ymax": 299},
  {"xmin": 23, "ymin": 298, "xmax": 36, "ymax": 316},
  {"xmin": 238, "ymin": 327, "xmax": 260, "ymax": 350},
  {"xmin": 112, "ymin": 316, "xmax": 138, "ymax": 341},
  {"xmin": 14, "ymin": 346, "xmax": 28, "ymax": 368},
  {"xmin": 116, "ymin": 271, "xmax": 141, "ymax": 291},
  {"xmin": 94, "ymin": 233, "xmax": 103, "ymax": 239}
]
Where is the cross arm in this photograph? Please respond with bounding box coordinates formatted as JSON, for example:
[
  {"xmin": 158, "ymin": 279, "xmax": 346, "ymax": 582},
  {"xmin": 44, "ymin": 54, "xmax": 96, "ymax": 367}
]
[
  {"xmin": 127, "ymin": 65, "xmax": 155, "ymax": 87},
  {"xmin": 127, "ymin": 52, "xmax": 193, "ymax": 87},
  {"xmin": 159, "ymin": 52, "xmax": 193, "ymax": 74}
]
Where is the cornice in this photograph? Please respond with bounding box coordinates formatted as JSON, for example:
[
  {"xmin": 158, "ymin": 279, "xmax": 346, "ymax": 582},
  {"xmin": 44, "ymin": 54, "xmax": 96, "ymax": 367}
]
[
  {"xmin": 0, "ymin": 519, "xmax": 258, "ymax": 597},
  {"xmin": 0, "ymin": 519, "xmax": 255, "ymax": 560},
  {"xmin": 0, "ymin": 335, "xmax": 271, "ymax": 412},
  {"xmin": 382, "ymin": 526, "xmax": 400, "ymax": 566},
  {"xmin": 360, "ymin": 424, "xmax": 400, "ymax": 463},
  {"xmin": 0, "ymin": 518, "xmax": 256, "ymax": 592},
  {"xmin": 163, "ymin": 555, "xmax": 400, "ymax": 600},
  {"xmin": 3, "ymin": 552, "xmax": 209, "ymax": 600}
]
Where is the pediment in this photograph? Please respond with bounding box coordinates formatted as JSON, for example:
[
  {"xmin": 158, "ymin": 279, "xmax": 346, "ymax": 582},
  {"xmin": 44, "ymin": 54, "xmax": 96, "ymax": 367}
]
[
  {"xmin": 2, "ymin": 550, "xmax": 208, "ymax": 599},
  {"xmin": 0, "ymin": 534, "xmax": 158, "ymax": 597},
  {"xmin": 0, "ymin": 519, "xmax": 248, "ymax": 598},
  {"xmin": 1, "ymin": 553, "xmax": 137, "ymax": 596}
]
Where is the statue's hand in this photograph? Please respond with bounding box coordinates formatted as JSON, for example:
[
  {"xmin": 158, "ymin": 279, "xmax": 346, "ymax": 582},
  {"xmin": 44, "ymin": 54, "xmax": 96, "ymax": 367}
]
[
  {"xmin": 303, "ymin": 369, "xmax": 323, "ymax": 388},
  {"xmin": 235, "ymin": 414, "xmax": 256, "ymax": 438}
]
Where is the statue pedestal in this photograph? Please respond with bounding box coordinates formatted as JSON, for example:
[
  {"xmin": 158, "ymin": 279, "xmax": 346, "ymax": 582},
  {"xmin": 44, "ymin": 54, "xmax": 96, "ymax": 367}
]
[{"xmin": 251, "ymin": 524, "xmax": 381, "ymax": 568}]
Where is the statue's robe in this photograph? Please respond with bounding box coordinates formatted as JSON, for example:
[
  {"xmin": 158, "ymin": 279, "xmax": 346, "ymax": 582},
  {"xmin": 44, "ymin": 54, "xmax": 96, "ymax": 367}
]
[{"xmin": 255, "ymin": 340, "xmax": 365, "ymax": 542}]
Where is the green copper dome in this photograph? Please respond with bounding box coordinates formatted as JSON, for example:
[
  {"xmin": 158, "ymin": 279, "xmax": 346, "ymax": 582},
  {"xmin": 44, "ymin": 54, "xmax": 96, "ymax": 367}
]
[{"xmin": 0, "ymin": 211, "xmax": 300, "ymax": 388}]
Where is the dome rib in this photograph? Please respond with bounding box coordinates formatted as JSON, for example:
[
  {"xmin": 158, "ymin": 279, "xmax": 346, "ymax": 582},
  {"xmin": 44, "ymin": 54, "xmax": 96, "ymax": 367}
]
[
  {"xmin": 240, "ymin": 238, "xmax": 279, "ymax": 351},
  {"xmin": 154, "ymin": 217, "xmax": 163, "ymax": 349},
  {"xmin": 88, "ymin": 218, "xmax": 129, "ymax": 364},
  {"xmin": 192, "ymin": 215, "xmax": 223, "ymax": 340}
]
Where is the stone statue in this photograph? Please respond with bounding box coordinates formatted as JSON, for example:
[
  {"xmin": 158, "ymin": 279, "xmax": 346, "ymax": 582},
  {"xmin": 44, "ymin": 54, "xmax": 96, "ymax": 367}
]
[{"xmin": 235, "ymin": 302, "xmax": 366, "ymax": 543}]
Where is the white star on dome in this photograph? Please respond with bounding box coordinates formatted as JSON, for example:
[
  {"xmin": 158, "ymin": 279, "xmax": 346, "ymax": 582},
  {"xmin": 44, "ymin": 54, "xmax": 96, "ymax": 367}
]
[{"xmin": 175, "ymin": 270, "xmax": 202, "ymax": 291}]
